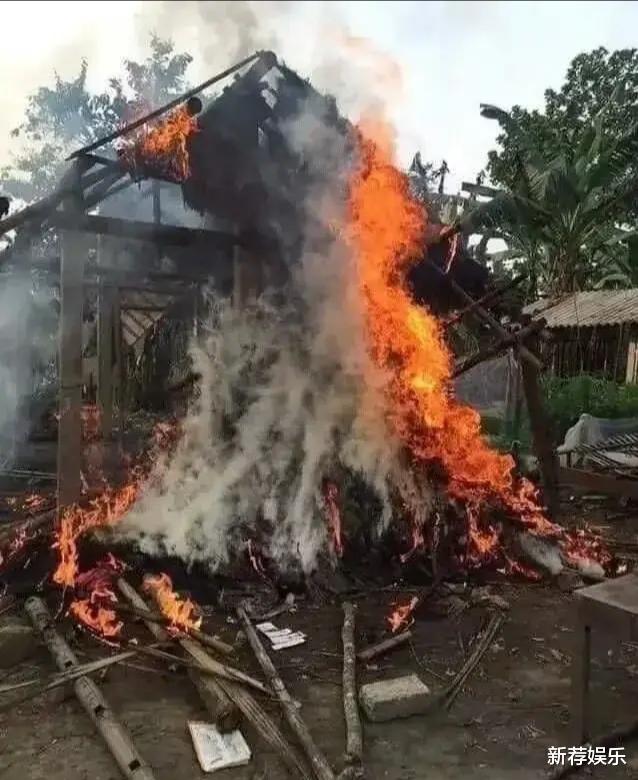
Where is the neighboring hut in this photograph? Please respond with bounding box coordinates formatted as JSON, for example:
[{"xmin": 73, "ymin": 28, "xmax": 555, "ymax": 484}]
[{"xmin": 524, "ymin": 289, "xmax": 638, "ymax": 383}]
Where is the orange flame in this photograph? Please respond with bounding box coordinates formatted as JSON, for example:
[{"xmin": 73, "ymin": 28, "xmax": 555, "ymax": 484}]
[
  {"xmin": 387, "ymin": 595, "xmax": 419, "ymax": 633},
  {"xmin": 53, "ymin": 480, "xmax": 141, "ymax": 588},
  {"xmin": 143, "ymin": 572, "xmax": 202, "ymax": 632},
  {"xmin": 118, "ymin": 106, "xmax": 199, "ymax": 181},
  {"xmin": 322, "ymin": 480, "xmax": 344, "ymax": 557},
  {"xmin": 69, "ymin": 554, "xmax": 126, "ymax": 638},
  {"xmin": 346, "ymin": 120, "xmax": 606, "ymax": 571}
]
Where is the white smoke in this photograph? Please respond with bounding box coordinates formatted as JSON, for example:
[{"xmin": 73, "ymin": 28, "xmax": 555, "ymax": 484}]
[
  {"xmin": 0, "ymin": 271, "xmax": 57, "ymax": 464},
  {"xmin": 121, "ymin": 90, "xmax": 420, "ymax": 572}
]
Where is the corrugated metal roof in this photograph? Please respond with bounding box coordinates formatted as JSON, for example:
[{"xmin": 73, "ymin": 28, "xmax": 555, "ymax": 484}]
[{"xmin": 524, "ymin": 289, "xmax": 638, "ymax": 328}]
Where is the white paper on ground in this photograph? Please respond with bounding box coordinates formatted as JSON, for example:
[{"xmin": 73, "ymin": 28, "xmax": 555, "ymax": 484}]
[
  {"xmin": 256, "ymin": 621, "xmax": 306, "ymax": 650},
  {"xmin": 188, "ymin": 721, "xmax": 251, "ymax": 773},
  {"xmin": 272, "ymin": 633, "xmax": 306, "ymax": 650}
]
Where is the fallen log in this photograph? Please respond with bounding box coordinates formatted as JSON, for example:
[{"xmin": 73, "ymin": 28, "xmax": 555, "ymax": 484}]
[
  {"xmin": 238, "ymin": 605, "xmax": 336, "ymax": 780},
  {"xmin": 110, "ymin": 597, "xmax": 234, "ymax": 656},
  {"xmin": 357, "ymin": 630, "xmax": 412, "ymax": 663},
  {"xmin": 25, "ymin": 597, "xmax": 156, "ymax": 780},
  {"xmin": 341, "ymin": 602, "xmax": 363, "ymax": 767},
  {"xmin": 117, "ymin": 581, "xmax": 308, "ymax": 778},
  {"xmin": 116, "ymin": 578, "xmax": 240, "ymax": 732}
]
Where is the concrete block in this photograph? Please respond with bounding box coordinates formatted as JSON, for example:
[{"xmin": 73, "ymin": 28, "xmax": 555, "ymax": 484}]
[
  {"xmin": 359, "ymin": 674, "xmax": 431, "ymax": 722},
  {"xmin": 0, "ymin": 617, "xmax": 36, "ymax": 668}
]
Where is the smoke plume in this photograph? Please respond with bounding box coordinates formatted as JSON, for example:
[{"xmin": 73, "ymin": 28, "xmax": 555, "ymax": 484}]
[{"xmin": 122, "ymin": 83, "xmax": 419, "ymax": 572}]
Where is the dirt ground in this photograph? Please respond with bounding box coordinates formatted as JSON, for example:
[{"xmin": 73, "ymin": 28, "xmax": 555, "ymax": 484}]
[{"xmin": 2, "ymin": 572, "xmax": 638, "ymax": 780}]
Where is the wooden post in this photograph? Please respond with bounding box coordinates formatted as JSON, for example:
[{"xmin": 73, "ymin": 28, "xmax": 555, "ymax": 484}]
[
  {"xmin": 57, "ymin": 161, "xmax": 87, "ymax": 510},
  {"xmin": 625, "ymin": 329, "xmax": 638, "ymax": 383},
  {"xmin": 97, "ymin": 236, "xmax": 114, "ymax": 438},
  {"xmin": 520, "ymin": 334, "xmax": 560, "ymax": 517}
]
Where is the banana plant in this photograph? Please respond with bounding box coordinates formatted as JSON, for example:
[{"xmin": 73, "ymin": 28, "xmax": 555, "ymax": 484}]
[{"xmin": 457, "ymin": 102, "xmax": 638, "ymax": 299}]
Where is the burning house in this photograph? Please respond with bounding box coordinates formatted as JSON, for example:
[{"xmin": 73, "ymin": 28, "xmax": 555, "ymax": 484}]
[
  {"xmin": 0, "ymin": 48, "xmax": 625, "ymax": 780},
  {"xmin": 0, "ymin": 48, "xmax": 611, "ymax": 617}
]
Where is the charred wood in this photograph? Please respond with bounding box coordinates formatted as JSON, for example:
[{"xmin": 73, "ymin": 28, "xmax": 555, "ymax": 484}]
[
  {"xmin": 452, "ymin": 318, "xmax": 546, "ymax": 378},
  {"xmin": 46, "ymin": 212, "xmax": 245, "ymax": 250}
]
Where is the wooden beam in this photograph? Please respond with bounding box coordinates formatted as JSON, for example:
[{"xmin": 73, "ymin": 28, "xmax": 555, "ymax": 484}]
[
  {"xmin": 57, "ymin": 161, "xmax": 87, "ymax": 510},
  {"xmin": 47, "ymin": 212, "xmax": 243, "ymax": 250},
  {"xmin": 0, "ymin": 160, "xmax": 104, "ymax": 240},
  {"xmin": 452, "ymin": 318, "xmax": 546, "ymax": 378},
  {"xmin": 444, "ymin": 274, "xmax": 525, "ymax": 328},
  {"xmin": 428, "ymin": 259, "xmax": 542, "ymax": 370}
]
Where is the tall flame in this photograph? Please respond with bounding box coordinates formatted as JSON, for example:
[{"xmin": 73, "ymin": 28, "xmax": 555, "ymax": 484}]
[{"xmin": 345, "ymin": 120, "xmax": 597, "ymax": 568}]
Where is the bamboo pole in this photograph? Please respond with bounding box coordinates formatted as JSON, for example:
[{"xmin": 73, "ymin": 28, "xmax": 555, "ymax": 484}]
[
  {"xmin": 116, "ymin": 578, "xmax": 240, "ymax": 732},
  {"xmin": 117, "ymin": 580, "xmax": 308, "ymax": 777},
  {"xmin": 341, "ymin": 603, "xmax": 362, "ymax": 766},
  {"xmin": 238, "ymin": 605, "xmax": 336, "ymax": 780},
  {"xmin": 25, "ymin": 597, "xmax": 156, "ymax": 780}
]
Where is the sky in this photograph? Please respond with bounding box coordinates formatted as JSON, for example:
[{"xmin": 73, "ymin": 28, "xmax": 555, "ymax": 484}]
[{"xmin": 1, "ymin": 0, "xmax": 638, "ymax": 192}]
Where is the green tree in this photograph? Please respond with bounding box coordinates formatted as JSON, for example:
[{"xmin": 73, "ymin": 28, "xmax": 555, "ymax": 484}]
[
  {"xmin": 462, "ymin": 105, "xmax": 638, "ymax": 299},
  {"xmin": 1, "ymin": 35, "xmax": 192, "ymax": 202},
  {"xmin": 487, "ymin": 47, "xmax": 638, "ymax": 198}
]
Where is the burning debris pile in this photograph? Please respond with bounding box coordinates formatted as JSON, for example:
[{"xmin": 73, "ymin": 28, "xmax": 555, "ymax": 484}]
[{"xmin": 1, "ymin": 98, "xmax": 611, "ymax": 643}]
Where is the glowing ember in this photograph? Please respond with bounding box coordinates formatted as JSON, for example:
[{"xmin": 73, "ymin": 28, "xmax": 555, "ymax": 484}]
[
  {"xmin": 346, "ymin": 120, "xmax": 608, "ymax": 571},
  {"xmin": 143, "ymin": 572, "xmax": 202, "ymax": 632},
  {"xmin": 118, "ymin": 106, "xmax": 199, "ymax": 182},
  {"xmin": 322, "ymin": 480, "xmax": 344, "ymax": 557},
  {"xmin": 387, "ymin": 595, "xmax": 419, "ymax": 633},
  {"xmin": 69, "ymin": 554, "xmax": 126, "ymax": 638}
]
